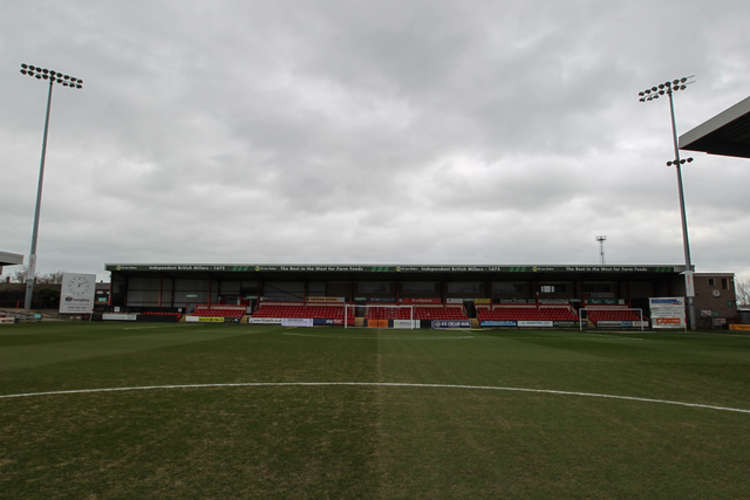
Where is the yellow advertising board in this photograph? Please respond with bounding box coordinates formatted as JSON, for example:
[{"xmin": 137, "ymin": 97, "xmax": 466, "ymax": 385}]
[
  {"xmin": 729, "ymin": 324, "xmax": 750, "ymax": 332},
  {"xmin": 198, "ymin": 316, "xmax": 225, "ymax": 323}
]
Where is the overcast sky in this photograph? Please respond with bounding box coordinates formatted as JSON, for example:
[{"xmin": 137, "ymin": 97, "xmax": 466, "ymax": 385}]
[{"xmin": 2, "ymin": 0, "xmax": 749, "ymax": 283}]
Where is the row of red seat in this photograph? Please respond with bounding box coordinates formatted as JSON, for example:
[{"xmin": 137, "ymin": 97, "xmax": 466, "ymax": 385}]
[
  {"xmin": 365, "ymin": 308, "xmax": 411, "ymax": 320},
  {"xmin": 253, "ymin": 304, "xmax": 353, "ymax": 319},
  {"xmin": 251, "ymin": 303, "xmax": 469, "ymax": 320},
  {"xmin": 360, "ymin": 303, "xmax": 468, "ymax": 320},
  {"xmin": 414, "ymin": 306, "xmax": 467, "ymax": 320},
  {"xmin": 478, "ymin": 307, "xmax": 577, "ymax": 322},
  {"xmin": 193, "ymin": 308, "xmax": 244, "ymax": 318}
]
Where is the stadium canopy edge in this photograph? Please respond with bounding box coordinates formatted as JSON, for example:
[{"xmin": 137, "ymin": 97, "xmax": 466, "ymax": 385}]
[
  {"xmin": 105, "ymin": 263, "xmax": 691, "ymax": 274},
  {"xmin": 679, "ymin": 96, "xmax": 750, "ymax": 159},
  {"xmin": 0, "ymin": 251, "xmax": 23, "ymax": 266}
]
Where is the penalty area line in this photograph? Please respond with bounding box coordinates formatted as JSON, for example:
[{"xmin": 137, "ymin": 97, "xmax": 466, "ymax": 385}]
[{"xmin": 0, "ymin": 382, "xmax": 749, "ymax": 415}]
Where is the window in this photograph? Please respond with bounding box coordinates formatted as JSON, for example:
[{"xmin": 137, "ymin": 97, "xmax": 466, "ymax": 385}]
[
  {"xmin": 708, "ymin": 278, "xmax": 714, "ymax": 287},
  {"xmin": 722, "ymin": 278, "xmax": 728, "ymax": 290},
  {"xmin": 540, "ymin": 285, "xmax": 555, "ymax": 294}
]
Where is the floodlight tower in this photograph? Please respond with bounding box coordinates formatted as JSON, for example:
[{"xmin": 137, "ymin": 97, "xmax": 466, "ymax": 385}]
[
  {"xmin": 18, "ymin": 63, "xmax": 84, "ymax": 310},
  {"xmin": 596, "ymin": 235, "xmax": 607, "ymax": 266},
  {"xmin": 638, "ymin": 76, "xmax": 696, "ymax": 330}
]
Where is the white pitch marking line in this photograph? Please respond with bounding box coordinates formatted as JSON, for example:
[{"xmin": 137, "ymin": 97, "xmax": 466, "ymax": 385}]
[{"xmin": 1, "ymin": 382, "xmax": 748, "ymax": 414}]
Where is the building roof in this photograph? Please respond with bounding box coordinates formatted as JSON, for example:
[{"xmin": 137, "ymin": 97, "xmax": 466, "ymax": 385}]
[
  {"xmin": 0, "ymin": 251, "xmax": 23, "ymax": 266},
  {"xmin": 679, "ymin": 96, "xmax": 750, "ymax": 158}
]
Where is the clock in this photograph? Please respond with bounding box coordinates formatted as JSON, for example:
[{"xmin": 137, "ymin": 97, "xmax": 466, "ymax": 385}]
[{"xmin": 69, "ymin": 275, "xmax": 93, "ymax": 299}]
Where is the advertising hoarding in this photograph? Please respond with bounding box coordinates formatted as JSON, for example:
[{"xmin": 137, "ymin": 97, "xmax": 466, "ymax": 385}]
[
  {"xmin": 281, "ymin": 318, "xmax": 314, "ymax": 327},
  {"xmin": 431, "ymin": 320, "xmax": 471, "ymax": 329},
  {"xmin": 597, "ymin": 320, "xmax": 649, "ymax": 329},
  {"xmin": 59, "ymin": 273, "xmax": 96, "ymax": 314},
  {"xmin": 480, "ymin": 320, "xmax": 517, "ymax": 327},
  {"xmin": 185, "ymin": 316, "xmax": 224, "ymax": 323},
  {"xmin": 248, "ymin": 317, "xmax": 282, "ymax": 325},
  {"xmin": 517, "ymin": 320, "xmax": 554, "ymax": 328},
  {"xmin": 649, "ymin": 297, "xmax": 686, "ymax": 329},
  {"xmin": 102, "ymin": 313, "xmax": 138, "ymax": 321},
  {"xmin": 393, "ymin": 320, "xmax": 417, "ymax": 329}
]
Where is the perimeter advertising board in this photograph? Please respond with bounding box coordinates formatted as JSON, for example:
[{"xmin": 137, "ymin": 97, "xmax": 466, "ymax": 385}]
[
  {"xmin": 481, "ymin": 320, "xmax": 517, "ymax": 327},
  {"xmin": 281, "ymin": 318, "xmax": 314, "ymax": 327},
  {"xmin": 393, "ymin": 319, "xmax": 417, "ymax": 329},
  {"xmin": 313, "ymin": 318, "xmax": 345, "ymax": 326},
  {"xmin": 59, "ymin": 273, "xmax": 96, "ymax": 314},
  {"xmin": 431, "ymin": 320, "xmax": 471, "ymax": 329},
  {"xmin": 517, "ymin": 320, "xmax": 554, "ymax": 328},
  {"xmin": 102, "ymin": 313, "xmax": 138, "ymax": 321},
  {"xmin": 649, "ymin": 297, "xmax": 686, "ymax": 329},
  {"xmin": 184, "ymin": 315, "xmax": 225, "ymax": 323},
  {"xmin": 248, "ymin": 317, "xmax": 282, "ymax": 325},
  {"xmin": 597, "ymin": 320, "xmax": 649, "ymax": 329}
]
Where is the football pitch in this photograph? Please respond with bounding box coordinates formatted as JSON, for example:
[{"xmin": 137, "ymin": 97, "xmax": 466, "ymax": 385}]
[{"xmin": 1, "ymin": 323, "xmax": 749, "ymax": 497}]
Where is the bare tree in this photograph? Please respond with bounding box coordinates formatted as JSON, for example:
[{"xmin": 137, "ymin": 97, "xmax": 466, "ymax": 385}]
[
  {"xmin": 37, "ymin": 271, "xmax": 65, "ymax": 284},
  {"xmin": 736, "ymin": 279, "xmax": 750, "ymax": 307},
  {"xmin": 9, "ymin": 268, "xmax": 67, "ymax": 284},
  {"xmin": 13, "ymin": 266, "xmax": 28, "ymax": 283}
]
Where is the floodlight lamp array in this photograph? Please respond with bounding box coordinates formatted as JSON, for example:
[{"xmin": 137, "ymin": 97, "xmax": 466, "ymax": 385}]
[
  {"xmin": 637, "ymin": 76, "xmax": 693, "ymax": 102},
  {"xmin": 666, "ymin": 157, "xmax": 693, "ymax": 167},
  {"xmin": 19, "ymin": 63, "xmax": 83, "ymax": 89}
]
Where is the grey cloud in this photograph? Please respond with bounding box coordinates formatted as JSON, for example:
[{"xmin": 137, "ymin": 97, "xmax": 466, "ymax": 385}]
[{"xmin": 1, "ymin": 0, "xmax": 749, "ymax": 283}]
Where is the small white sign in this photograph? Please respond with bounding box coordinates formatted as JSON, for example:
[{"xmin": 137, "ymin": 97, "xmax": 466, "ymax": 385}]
[
  {"xmin": 248, "ymin": 317, "xmax": 283, "ymax": 325},
  {"xmin": 517, "ymin": 320, "xmax": 554, "ymax": 328},
  {"xmin": 59, "ymin": 273, "xmax": 96, "ymax": 314},
  {"xmin": 393, "ymin": 319, "xmax": 416, "ymax": 329},
  {"xmin": 102, "ymin": 313, "xmax": 138, "ymax": 321},
  {"xmin": 281, "ymin": 318, "xmax": 314, "ymax": 327}
]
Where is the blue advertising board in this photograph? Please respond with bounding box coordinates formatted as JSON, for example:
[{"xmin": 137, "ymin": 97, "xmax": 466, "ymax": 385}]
[
  {"xmin": 480, "ymin": 320, "xmax": 517, "ymax": 327},
  {"xmin": 313, "ymin": 318, "xmax": 344, "ymax": 326}
]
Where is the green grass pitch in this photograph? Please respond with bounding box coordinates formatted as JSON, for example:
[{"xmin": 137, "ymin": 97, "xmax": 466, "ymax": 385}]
[{"xmin": 1, "ymin": 322, "xmax": 749, "ymax": 497}]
